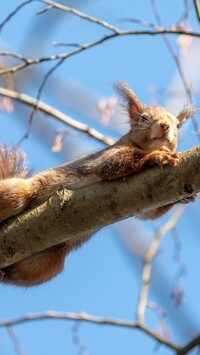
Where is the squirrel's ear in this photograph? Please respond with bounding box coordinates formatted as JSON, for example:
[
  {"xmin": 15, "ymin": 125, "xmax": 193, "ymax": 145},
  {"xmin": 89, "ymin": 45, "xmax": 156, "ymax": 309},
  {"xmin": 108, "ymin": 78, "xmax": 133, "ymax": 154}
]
[
  {"xmin": 177, "ymin": 103, "xmax": 196, "ymax": 125},
  {"xmin": 113, "ymin": 82, "xmax": 144, "ymax": 122}
]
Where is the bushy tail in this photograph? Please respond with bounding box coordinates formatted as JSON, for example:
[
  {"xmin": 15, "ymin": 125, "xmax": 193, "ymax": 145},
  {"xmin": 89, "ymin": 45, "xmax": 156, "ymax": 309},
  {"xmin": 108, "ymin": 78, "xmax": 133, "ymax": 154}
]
[{"xmin": 0, "ymin": 144, "xmax": 29, "ymax": 179}]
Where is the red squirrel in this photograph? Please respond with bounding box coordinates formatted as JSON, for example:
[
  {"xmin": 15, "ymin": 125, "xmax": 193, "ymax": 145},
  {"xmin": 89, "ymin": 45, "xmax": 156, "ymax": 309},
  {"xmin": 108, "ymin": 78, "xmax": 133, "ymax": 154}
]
[{"xmin": 0, "ymin": 82, "xmax": 196, "ymax": 287}]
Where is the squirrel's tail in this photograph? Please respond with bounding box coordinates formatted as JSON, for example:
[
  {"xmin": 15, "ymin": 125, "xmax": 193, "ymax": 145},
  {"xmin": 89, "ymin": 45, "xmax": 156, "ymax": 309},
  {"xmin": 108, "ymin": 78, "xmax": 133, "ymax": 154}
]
[{"xmin": 0, "ymin": 144, "xmax": 29, "ymax": 179}]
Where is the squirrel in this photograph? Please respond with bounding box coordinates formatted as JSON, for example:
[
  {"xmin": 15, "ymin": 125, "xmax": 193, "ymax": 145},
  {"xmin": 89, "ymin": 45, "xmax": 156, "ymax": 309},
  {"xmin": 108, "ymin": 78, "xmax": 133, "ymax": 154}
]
[{"xmin": 0, "ymin": 82, "xmax": 196, "ymax": 287}]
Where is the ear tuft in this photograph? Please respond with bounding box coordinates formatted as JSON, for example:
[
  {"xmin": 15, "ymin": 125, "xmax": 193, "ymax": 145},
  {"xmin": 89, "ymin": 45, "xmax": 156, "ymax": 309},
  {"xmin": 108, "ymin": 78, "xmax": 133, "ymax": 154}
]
[
  {"xmin": 177, "ymin": 103, "xmax": 197, "ymax": 124},
  {"xmin": 113, "ymin": 81, "xmax": 144, "ymax": 121}
]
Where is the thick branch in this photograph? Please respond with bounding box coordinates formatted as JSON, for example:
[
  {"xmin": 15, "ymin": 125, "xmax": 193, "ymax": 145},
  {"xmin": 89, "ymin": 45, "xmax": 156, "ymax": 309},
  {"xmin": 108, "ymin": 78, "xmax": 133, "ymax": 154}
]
[{"xmin": 0, "ymin": 145, "xmax": 199, "ymax": 268}]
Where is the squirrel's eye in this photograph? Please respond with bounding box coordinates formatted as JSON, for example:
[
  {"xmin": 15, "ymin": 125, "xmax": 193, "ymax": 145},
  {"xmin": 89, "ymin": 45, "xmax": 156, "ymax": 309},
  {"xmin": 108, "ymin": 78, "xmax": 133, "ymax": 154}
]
[
  {"xmin": 177, "ymin": 122, "xmax": 181, "ymax": 129},
  {"xmin": 140, "ymin": 114, "xmax": 149, "ymax": 122}
]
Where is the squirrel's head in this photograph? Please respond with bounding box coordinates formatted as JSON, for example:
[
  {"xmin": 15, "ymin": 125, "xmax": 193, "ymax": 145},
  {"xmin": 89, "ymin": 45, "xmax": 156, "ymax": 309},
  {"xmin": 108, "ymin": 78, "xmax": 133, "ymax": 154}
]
[{"xmin": 114, "ymin": 81, "xmax": 196, "ymax": 152}]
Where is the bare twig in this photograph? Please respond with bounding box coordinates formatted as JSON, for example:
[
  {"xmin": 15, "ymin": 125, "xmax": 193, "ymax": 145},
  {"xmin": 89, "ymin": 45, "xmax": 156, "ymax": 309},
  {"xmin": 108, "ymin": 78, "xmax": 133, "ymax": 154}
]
[
  {"xmin": 0, "ymin": 27, "xmax": 199, "ymax": 75},
  {"xmin": 150, "ymin": 0, "xmax": 200, "ymax": 140},
  {"xmin": 19, "ymin": 58, "xmax": 65, "ymax": 143},
  {"xmin": 193, "ymin": 0, "xmax": 200, "ymax": 24},
  {"xmin": 0, "ymin": 311, "xmax": 181, "ymax": 353},
  {"xmin": 177, "ymin": 0, "xmax": 190, "ymax": 25},
  {"xmin": 40, "ymin": 0, "xmax": 122, "ymax": 33},
  {"xmin": 0, "ymin": 0, "xmax": 35, "ymax": 32},
  {"xmin": 2, "ymin": 310, "xmax": 200, "ymax": 353},
  {"xmin": 137, "ymin": 206, "xmax": 186, "ymax": 324},
  {"xmin": 0, "ymin": 87, "xmax": 114, "ymax": 146},
  {"xmin": 0, "ymin": 52, "xmax": 29, "ymax": 64},
  {"xmin": 52, "ymin": 41, "xmax": 82, "ymax": 47},
  {"xmin": 0, "ymin": 310, "xmax": 136, "ymax": 328},
  {"xmin": 36, "ymin": 5, "xmax": 53, "ymax": 15},
  {"xmin": 118, "ymin": 17, "xmax": 159, "ymax": 30},
  {"xmin": 150, "ymin": 0, "xmax": 192, "ymax": 101},
  {"xmin": 6, "ymin": 326, "xmax": 26, "ymax": 355},
  {"xmin": 72, "ymin": 321, "xmax": 89, "ymax": 355},
  {"xmin": 0, "ymin": 62, "xmax": 14, "ymax": 91},
  {"xmin": 178, "ymin": 334, "xmax": 200, "ymax": 355}
]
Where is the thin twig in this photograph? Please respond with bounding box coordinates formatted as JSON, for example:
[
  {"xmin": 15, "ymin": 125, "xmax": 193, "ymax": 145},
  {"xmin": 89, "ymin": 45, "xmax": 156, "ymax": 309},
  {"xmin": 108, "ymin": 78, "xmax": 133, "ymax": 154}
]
[
  {"xmin": 72, "ymin": 321, "xmax": 89, "ymax": 355},
  {"xmin": 0, "ymin": 28, "xmax": 199, "ymax": 75},
  {"xmin": 0, "ymin": 311, "xmax": 181, "ymax": 352},
  {"xmin": 6, "ymin": 326, "xmax": 26, "ymax": 355},
  {"xmin": 40, "ymin": 0, "xmax": 121, "ymax": 33},
  {"xmin": 1, "ymin": 310, "xmax": 200, "ymax": 353},
  {"xmin": 137, "ymin": 206, "xmax": 186, "ymax": 324},
  {"xmin": 193, "ymin": 0, "xmax": 200, "ymax": 24},
  {"xmin": 178, "ymin": 334, "xmax": 200, "ymax": 355},
  {"xmin": 0, "ymin": 87, "xmax": 115, "ymax": 146},
  {"xmin": 177, "ymin": 0, "xmax": 190, "ymax": 25},
  {"xmin": 20, "ymin": 58, "xmax": 65, "ymax": 143},
  {"xmin": 118, "ymin": 17, "xmax": 159, "ymax": 30},
  {"xmin": 36, "ymin": 5, "xmax": 53, "ymax": 15},
  {"xmin": 150, "ymin": 0, "xmax": 192, "ymax": 101},
  {"xmin": 0, "ymin": 61, "xmax": 14, "ymax": 91},
  {"xmin": 0, "ymin": 0, "xmax": 35, "ymax": 32},
  {"xmin": 150, "ymin": 0, "xmax": 200, "ymax": 140}
]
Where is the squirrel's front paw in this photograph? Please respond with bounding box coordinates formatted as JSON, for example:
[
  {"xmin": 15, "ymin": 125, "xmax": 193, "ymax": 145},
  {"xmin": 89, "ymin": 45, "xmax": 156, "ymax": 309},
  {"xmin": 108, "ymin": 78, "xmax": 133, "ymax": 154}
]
[{"xmin": 149, "ymin": 150, "xmax": 179, "ymax": 167}]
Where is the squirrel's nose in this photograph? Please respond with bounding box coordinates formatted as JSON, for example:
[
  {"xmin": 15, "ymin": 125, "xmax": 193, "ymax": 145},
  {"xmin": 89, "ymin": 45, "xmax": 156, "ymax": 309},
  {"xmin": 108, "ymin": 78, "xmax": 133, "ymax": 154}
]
[{"xmin": 160, "ymin": 123, "xmax": 169, "ymax": 132}]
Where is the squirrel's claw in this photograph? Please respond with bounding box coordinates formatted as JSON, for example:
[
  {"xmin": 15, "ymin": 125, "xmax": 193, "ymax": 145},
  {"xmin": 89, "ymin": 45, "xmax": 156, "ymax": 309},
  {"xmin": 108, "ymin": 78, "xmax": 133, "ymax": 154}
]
[{"xmin": 148, "ymin": 150, "xmax": 179, "ymax": 167}]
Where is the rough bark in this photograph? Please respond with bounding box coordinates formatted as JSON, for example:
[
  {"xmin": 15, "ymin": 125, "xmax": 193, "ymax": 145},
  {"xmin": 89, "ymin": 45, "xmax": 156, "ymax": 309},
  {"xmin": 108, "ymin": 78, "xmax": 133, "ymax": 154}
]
[{"xmin": 0, "ymin": 145, "xmax": 199, "ymax": 268}]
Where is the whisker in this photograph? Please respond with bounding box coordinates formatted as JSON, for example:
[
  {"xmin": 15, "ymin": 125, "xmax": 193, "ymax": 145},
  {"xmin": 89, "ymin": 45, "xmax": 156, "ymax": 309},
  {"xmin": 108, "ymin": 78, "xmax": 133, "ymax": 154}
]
[{"xmin": 188, "ymin": 130, "xmax": 200, "ymax": 135}]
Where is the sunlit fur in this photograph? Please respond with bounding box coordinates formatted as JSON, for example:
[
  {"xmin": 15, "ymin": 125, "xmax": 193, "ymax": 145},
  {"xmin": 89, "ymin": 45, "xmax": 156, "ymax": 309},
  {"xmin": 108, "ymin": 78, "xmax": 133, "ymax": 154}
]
[
  {"xmin": 0, "ymin": 82, "xmax": 195, "ymax": 287},
  {"xmin": 114, "ymin": 82, "xmax": 196, "ymax": 152}
]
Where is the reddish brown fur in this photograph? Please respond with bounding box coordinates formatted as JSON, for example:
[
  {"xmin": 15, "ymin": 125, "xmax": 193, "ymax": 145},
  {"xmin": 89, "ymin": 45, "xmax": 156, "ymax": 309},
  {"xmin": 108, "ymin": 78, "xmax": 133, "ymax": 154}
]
[
  {"xmin": 0, "ymin": 82, "xmax": 195, "ymax": 287},
  {"xmin": 3, "ymin": 243, "xmax": 68, "ymax": 286}
]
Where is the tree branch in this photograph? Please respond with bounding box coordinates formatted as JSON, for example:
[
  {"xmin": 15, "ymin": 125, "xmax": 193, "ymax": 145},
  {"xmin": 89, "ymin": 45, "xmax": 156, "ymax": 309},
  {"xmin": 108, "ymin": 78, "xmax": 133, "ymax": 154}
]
[
  {"xmin": 137, "ymin": 205, "xmax": 186, "ymax": 324},
  {"xmin": 1, "ymin": 309, "xmax": 200, "ymax": 353},
  {"xmin": 0, "ymin": 0, "xmax": 35, "ymax": 31},
  {"xmin": 40, "ymin": 0, "xmax": 121, "ymax": 33},
  {"xmin": 0, "ymin": 87, "xmax": 114, "ymax": 146},
  {"xmin": 178, "ymin": 334, "xmax": 200, "ymax": 354},
  {"xmin": 0, "ymin": 311, "xmax": 181, "ymax": 352},
  {"xmin": 0, "ymin": 27, "xmax": 199, "ymax": 75},
  {"xmin": 150, "ymin": 0, "xmax": 192, "ymax": 101},
  {"xmin": 193, "ymin": 0, "xmax": 200, "ymax": 24},
  {"xmin": 6, "ymin": 326, "xmax": 25, "ymax": 355},
  {"xmin": 0, "ymin": 145, "xmax": 199, "ymax": 269}
]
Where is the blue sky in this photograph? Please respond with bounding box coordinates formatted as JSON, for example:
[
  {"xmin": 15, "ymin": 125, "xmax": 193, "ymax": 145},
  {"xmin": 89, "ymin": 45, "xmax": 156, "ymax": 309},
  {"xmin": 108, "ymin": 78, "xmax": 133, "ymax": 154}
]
[{"xmin": 0, "ymin": 1, "xmax": 200, "ymax": 355}]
